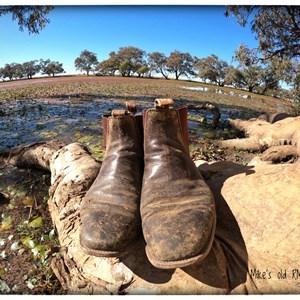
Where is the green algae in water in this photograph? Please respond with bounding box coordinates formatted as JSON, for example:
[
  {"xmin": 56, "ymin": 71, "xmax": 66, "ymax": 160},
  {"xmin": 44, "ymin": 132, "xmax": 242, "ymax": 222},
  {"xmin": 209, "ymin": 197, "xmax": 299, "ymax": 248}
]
[
  {"xmin": 77, "ymin": 134, "xmax": 94, "ymax": 145},
  {"xmin": 76, "ymin": 132, "xmax": 105, "ymax": 161},
  {"xmin": 38, "ymin": 130, "xmax": 58, "ymax": 139},
  {"xmin": 88, "ymin": 143, "xmax": 105, "ymax": 161}
]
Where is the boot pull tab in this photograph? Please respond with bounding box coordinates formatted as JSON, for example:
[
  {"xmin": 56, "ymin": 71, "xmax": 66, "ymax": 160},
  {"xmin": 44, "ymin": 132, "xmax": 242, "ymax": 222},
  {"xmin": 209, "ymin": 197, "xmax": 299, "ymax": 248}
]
[
  {"xmin": 154, "ymin": 98, "xmax": 174, "ymax": 109},
  {"xmin": 126, "ymin": 101, "xmax": 137, "ymax": 115},
  {"xmin": 112, "ymin": 110, "xmax": 128, "ymax": 117}
]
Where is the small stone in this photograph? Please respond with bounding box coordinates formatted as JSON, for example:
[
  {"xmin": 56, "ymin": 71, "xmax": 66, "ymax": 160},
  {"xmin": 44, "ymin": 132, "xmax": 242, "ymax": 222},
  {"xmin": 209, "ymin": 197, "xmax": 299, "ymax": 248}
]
[
  {"xmin": 26, "ymin": 282, "xmax": 35, "ymax": 290},
  {"xmin": 0, "ymin": 279, "xmax": 11, "ymax": 293},
  {"xmin": 0, "ymin": 250, "xmax": 6, "ymax": 259},
  {"xmin": 10, "ymin": 242, "xmax": 20, "ymax": 251}
]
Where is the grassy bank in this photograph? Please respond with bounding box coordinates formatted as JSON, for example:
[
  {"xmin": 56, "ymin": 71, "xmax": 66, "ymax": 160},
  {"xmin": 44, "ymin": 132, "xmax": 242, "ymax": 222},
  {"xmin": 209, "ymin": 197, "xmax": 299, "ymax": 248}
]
[{"xmin": 0, "ymin": 75, "xmax": 296, "ymax": 114}]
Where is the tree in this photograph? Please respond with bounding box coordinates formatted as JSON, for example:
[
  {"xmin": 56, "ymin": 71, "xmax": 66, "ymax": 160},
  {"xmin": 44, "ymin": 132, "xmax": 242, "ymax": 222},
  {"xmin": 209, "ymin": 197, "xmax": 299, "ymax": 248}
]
[
  {"xmin": 74, "ymin": 50, "xmax": 98, "ymax": 76},
  {"xmin": 0, "ymin": 68, "xmax": 4, "ymax": 81},
  {"xmin": 233, "ymin": 43, "xmax": 259, "ymax": 68},
  {"xmin": 232, "ymin": 44, "xmax": 265, "ymax": 92},
  {"xmin": 119, "ymin": 60, "xmax": 131, "ymax": 77},
  {"xmin": 40, "ymin": 59, "xmax": 65, "ymax": 77},
  {"xmin": 225, "ymin": 62, "xmax": 278, "ymax": 95},
  {"xmin": 241, "ymin": 65, "xmax": 265, "ymax": 93},
  {"xmin": 269, "ymin": 58, "xmax": 300, "ymax": 91},
  {"xmin": 258, "ymin": 61, "xmax": 281, "ymax": 96},
  {"xmin": 0, "ymin": 6, "xmax": 53, "ymax": 34},
  {"xmin": 13, "ymin": 63, "xmax": 25, "ymax": 80},
  {"xmin": 0, "ymin": 63, "xmax": 21, "ymax": 80},
  {"xmin": 22, "ymin": 60, "xmax": 41, "ymax": 79},
  {"xmin": 224, "ymin": 65, "xmax": 240, "ymax": 89},
  {"xmin": 166, "ymin": 50, "xmax": 195, "ymax": 80},
  {"xmin": 147, "ymin": 52, "xmax": 169, "ymax": 79},
  {"xmin": 1, "ymin": 63, "xmax": 16, "ymax": 80},
  {"xmin": 115, "ymin": 46, "xmax": 146, "ymax": 77},
  {"xmin": 48, "ymin": 62, "xmax": 65, "ymax": 77},
  {"xmin": 96, "ymin": 51, "xmax": 119, "ymax": 76},
  {"xmin": 136, "ymin": 65, "xmax": 149, "ymax": 78},
  {"xmin": 225, "ymin": 6, "xmax": 300, "ymax": 61},
  {"xmin": 226, "ymin": 6, "xmax": 300, "ymax": 100},
  {"xmin": 278, "ymin": 59, "xmax": 300, "ymax": 98},
  {"xmin": 195, "ymin": 54, "xmax": 228, "ymax": 86},
  {"xmin": 224, "ymin": 66, "xmax": 252, "ymax": 90}
]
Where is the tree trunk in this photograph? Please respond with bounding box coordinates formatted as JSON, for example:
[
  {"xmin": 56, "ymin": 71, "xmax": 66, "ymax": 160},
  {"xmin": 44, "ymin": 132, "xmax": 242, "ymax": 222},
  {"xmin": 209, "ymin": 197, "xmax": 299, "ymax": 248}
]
[
  {"xmin": 160, "ymin": 68, "xmax": 168, "ymax": 80},
  {"xmin": 3, "ymin": 140, "xmax": 300, "ymax": 294},
  {"xmin": 3, "ymin": 141, "xmax": 231, "ymax": 294}
]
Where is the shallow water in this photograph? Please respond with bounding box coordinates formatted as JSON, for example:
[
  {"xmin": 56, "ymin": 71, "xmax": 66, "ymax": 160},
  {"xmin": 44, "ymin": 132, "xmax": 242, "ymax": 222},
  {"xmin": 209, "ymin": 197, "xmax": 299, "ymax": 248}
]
[
  {"xmin": 0, "ymin": 98, "xmax": 260, "ymax": 153},
  {"xmin": 180, "ymin": 85, "xmax": 252, "ymax": 99}
]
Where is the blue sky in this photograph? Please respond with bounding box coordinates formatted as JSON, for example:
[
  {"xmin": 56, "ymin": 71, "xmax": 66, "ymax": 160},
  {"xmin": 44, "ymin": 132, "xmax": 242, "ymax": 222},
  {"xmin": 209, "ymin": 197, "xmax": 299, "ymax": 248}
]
[{"xmin": 0, "ymin": 5, "xmax": 258, "ymax": 75}]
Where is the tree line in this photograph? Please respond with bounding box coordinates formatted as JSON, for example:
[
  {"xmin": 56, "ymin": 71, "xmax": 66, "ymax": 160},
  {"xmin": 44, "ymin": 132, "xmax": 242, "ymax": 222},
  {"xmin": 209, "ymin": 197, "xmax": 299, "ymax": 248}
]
[
  {"xmin": 1, "ymin": 6, "xmax": 299, "ymax": 100},
  {"xmin": 0, "ymin": 59, "xmax": 65, "ymax": 80},
  {"xmin": 74, "ymin": 45, "xmax": 299, "ymax": 99}
]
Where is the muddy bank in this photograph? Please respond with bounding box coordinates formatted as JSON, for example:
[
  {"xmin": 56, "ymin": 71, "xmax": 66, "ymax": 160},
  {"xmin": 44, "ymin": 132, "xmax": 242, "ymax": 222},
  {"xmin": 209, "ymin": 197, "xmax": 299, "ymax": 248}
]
[{"xmin": 0, "ymin": 98, "xmax": 262, "ymax": 156}]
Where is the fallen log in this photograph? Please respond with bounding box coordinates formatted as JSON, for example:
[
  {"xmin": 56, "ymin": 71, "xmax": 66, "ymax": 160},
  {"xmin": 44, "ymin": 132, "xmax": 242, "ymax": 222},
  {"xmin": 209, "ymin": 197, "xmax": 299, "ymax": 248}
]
[
  {"xmin": 220, "ymin": 116, "xmax": 300, "ymax": 163},
  {"xmin": 189, "ymin": 102, "xmax": 221, "ymax": 128},
  {"xmin": 258, "ymin": 112, "xmax": 293, "ymax": 123},
  {"xmin": 4, "ymin": 141, "xmax": 300, "ymax": 294},
  {"xmin": 198, "ymin": 158, "xmax": 300, "ymax": 294}
]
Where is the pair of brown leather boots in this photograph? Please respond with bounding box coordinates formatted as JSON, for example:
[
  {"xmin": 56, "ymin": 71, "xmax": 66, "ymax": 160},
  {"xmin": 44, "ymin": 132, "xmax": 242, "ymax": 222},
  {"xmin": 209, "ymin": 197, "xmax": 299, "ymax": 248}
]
[{"xmin": 80, "ymin": 99, "xmax": 216, "ymax": 269}]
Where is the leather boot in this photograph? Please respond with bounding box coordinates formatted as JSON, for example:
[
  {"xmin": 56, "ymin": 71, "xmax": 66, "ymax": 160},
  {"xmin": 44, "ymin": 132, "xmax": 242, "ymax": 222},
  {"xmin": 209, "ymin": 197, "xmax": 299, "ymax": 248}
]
[
  {"xmin": 141, "ymin": 99, "xmax": 216, "ymax": 269},
  {"xmin": 80, "ymin": 108, "xmax": 143, "ymax": 257},
  {"xmin": 103, "ymin": 101, "xmax": 143, "ymax": 149}
]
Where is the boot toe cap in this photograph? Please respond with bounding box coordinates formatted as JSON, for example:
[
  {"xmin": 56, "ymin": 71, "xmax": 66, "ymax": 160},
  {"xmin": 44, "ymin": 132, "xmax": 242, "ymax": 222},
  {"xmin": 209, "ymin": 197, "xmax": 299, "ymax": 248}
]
[
  {"xmin": 80, "ymin": 210, "xmax": 140, "ymax": 254},
  {"xmin": 144, "ymin": 208, "xmax": 215, "ymax": 263}
]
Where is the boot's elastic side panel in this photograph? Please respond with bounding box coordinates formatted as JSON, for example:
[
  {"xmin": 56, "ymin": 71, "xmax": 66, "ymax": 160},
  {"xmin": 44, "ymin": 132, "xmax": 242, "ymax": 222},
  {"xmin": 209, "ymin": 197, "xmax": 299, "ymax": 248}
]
[
  {"xmin": 141, "ymin": 107, "xmax": 216, "ymax": 269},
  {"xmin": 80, "ymin": 113, "xmax": 143, "ymax": 257},
  {"xmin": 178, "ymin": 106, "xmax": 189, "ymax": 153},
  {"xmin": 103, "ymin": 114, "xmax": 143, "ymax": 149}
]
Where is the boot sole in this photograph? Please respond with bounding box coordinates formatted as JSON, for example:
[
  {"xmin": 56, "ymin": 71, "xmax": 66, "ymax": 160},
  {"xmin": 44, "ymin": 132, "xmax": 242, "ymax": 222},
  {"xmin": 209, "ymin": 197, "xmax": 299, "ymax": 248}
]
[
  {"xmin": 79, "ymin": 236, "xmax": 138, "ymax": 258},
  {"xmin": 145, "ymin": 216, "xmax": 216, "ymax": 269}
]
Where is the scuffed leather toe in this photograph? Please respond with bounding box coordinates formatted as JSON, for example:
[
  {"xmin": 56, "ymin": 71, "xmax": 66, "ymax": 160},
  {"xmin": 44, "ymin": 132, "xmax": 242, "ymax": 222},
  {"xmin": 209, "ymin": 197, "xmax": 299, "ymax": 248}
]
[{"xmin": 144, "ymin": 208, "xmax": 215, "ymax": 262}]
